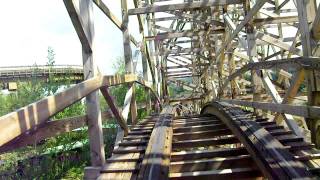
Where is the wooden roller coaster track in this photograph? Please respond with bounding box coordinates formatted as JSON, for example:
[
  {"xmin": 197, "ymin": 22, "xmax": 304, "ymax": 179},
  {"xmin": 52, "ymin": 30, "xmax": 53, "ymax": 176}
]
[{"xmin": 97, "ymin": 103, "xmax": 320, "ymax": 179}]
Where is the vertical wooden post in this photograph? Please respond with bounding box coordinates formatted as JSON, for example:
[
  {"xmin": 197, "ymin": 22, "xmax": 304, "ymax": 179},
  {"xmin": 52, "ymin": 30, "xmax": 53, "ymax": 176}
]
[
  {"xmin": 121, "ymin": 0, "xmax": 137, "ymax": 124},
  {"xmin": 227, "ymin": 51, "xmax": 236, "ymax": 99},
  {"xmin": 161, "ymin": 56, "xmax": 168, "ymax": 102},
  {"xmin": 296, "ymin": 0, "xmax": 320, "ymax": 147},
  {"xmin": 142, "ymin": 49, "xmax": 152, "ymax": 114},
  {"xmin": 244, "ymin": 0, "xmax": 263, "ymax": 116},
  {"xmin": 136, "ymin": 0, "xmax": 153, "ymax": 115},
  {"xmin": 298, "ymin": 0, "xmax": 318, "ymax": 128},
  {"xmin": 79, "ymin": 0, "xmax": 105, "ymax": 169},
  {"xmin": 130, "ymin": 83, "xmax": 138, "ymax": 124}
]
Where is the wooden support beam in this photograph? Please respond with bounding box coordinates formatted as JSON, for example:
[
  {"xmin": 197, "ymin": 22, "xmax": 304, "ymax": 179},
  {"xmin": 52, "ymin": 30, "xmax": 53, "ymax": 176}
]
[
  {"xmin": 141, "ymin": 40, "xmax": 156, "ymax": 84},
  {"xmin": 0, "ymin": 111, "xmax": 112, "ymax": 154},
  {"xmin": 227, "ymin": 52, "xmax": 237, "ymax": 98},
  {"xmin": 133, "ymin": 0, "xmax": 144, "ymax": 33},
  {"xmin": 167, "ymin": 74, "xmax": 198, "ymax": 79},
  {"xmin": 0, "ymin": 101, "xmax": 150, "ymax": 154},
  {"xmin": 220, "ymin": 99, "xmax": 320, "ymax": 118},
  {"xmin": 146, "ymin": 29, "xmax": 224, "ymax": 41},
  {"xmin": 255, "ymin": 31, "xmax": 303, "ymax": 56},
  {"xmin": 153, "ymin": 16, "xmax": 177, "ymax": 22},
  {"xmin": 0, "ymin": 74, "xmax": 137, "ymax": 148},
  {"xmin": 128, "ymin": 0, "xmax": 243, "ymax": 15},
  {"xmin": 312, "ymin": 7, "xmax": 320, "ymax": 40},
  {"xmin": 122, "ymin": 85, "xmax": 133, "ymax": 122},
  {"xmin": 169, "ymin": 11, "xmax": 225, "ymax": 27},
  {"xmin": 154, "ymin": 25, "xmax": 174, "ymax": 32},
  {"xmin": 100, "ymin": 86, "xmax": 128, "ymax": 135},
  {"xmin": 167, "ymin": 63, "xmax": 209, "ymax": 69},
  {"xmin": 253, "ymin": 16, "xmax": 299, "ymax": 27},
  {"xmin": 121, "ymin": 0, "xmax": 138, "ymax": 124},
  {"xmin": 138, "ymin": 106, "xmax": 175, "ymax": 180},
  {"xmin": 169, "ymin": 97, "xmax": 202, "ymax": 103},
  {"xmin": 63, "ymin": 0, "xmax": 92, "ymax": 53},
  {"xmin": 141, "ymin": 24, "xmax": 153, "ymax": 114},
  {"xmin": 156, "ymin": 48, "xmax": 205, "ymax": 56},
  {"xmin": 274, "ymin": 69, "xmax": 306, "ymax": 124},
  {"xmin": 294, "ymin": 0, "xmax": 320, "ymax": 147},
  {"xmin": 216, "ymin": 0, "xmax": 268, "ymax": 59},
  {"xmin": 220, "ymin": 57, "xmax": 320, "ymax": 91},
  {"xmin": 130, "ymin": 83, "xmax": 138, "ymax": 124},
  {"xmin": 294, "ymin": 0, "xmax": 314, "ymax": 56},
  {"xmin": 93, "ymin": 0, "xmax": 122, "ymax": 30},
  {"xmin": 78, "ymin": 0, "xmax": 105, "ymax": 167}
]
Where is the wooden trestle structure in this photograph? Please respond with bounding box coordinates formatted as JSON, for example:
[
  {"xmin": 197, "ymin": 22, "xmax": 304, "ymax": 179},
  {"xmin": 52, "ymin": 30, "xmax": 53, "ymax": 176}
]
[{"xmin": 1, "ymin": 0, "xmax": 320, "ymax": 179}]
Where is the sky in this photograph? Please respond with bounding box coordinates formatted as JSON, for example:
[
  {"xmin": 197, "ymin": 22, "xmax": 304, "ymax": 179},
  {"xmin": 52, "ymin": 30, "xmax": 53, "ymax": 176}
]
[
  {"xmin": 0, "ymin": 1, "xmax": 314, "ymax": 75},
  {"xmin": 0, "ymin": 1, "xmax": 142, "ymax": 75}
]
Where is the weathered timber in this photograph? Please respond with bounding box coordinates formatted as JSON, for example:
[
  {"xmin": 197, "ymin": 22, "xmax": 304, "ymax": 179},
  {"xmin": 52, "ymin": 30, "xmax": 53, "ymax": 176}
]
[{"xmin": 138, "ymin": 106, "xmax": 175, "ymax": 180}]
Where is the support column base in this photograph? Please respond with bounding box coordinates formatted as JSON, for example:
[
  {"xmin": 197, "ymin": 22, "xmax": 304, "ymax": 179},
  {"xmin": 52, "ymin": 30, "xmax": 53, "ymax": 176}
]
[{"xmin": 84, "ymin": 166, "xmax": 102, "ymax": 180}]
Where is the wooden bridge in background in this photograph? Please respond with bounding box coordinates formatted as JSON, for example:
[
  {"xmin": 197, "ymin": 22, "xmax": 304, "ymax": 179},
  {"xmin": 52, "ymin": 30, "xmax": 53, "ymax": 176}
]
[
  {"xmin": 0, "ymin": 65, "xmax": 84, "ymax": 90},
  {"xmin": 1, "ymin": 0, "xmax": 320, "ymax": 179}
]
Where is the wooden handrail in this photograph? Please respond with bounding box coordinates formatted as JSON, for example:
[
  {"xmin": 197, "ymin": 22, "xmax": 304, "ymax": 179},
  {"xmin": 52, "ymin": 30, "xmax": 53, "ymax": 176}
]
[
  {"xmin": 0, "ymin": 103, "xmax": 149, "ymax": 154},
  {"xmin": 0, "ymin": 74, "xmax": 137, "ymax": 147}
]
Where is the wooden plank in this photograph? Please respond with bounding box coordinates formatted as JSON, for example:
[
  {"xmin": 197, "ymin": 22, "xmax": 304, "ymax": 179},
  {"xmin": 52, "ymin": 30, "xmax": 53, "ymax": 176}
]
[
  {"xmin": 138, "ymin": 106, "xmax": 175, "ymax": 180},
  {"xmin": 100, "ymin": 86, "xmax": 128, "ymax": 135},
  {"xmin": 173, "ymin": 136, "xmax": 239, "ymax": 149},
  {"xmin": 173, "ymin": 123, "xmax": 226, "ymax": 133},
  {"xmin": 128, "ymin": 0, "xmax": 243, "ymax": 15},
  {"xmin": 170, "ymin": 155, "xmax": 253, "ymax": 173},
  {"xmin": 169, "ymin": 167, "xmax": 262, "ymax": 179},
  {"xmin": 173, "ymin": 129, "xmax": 232, "ymax": 141},
  {"xmin": 171, "ymin": 147, "xmax": 248, "ymax": 161}
]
